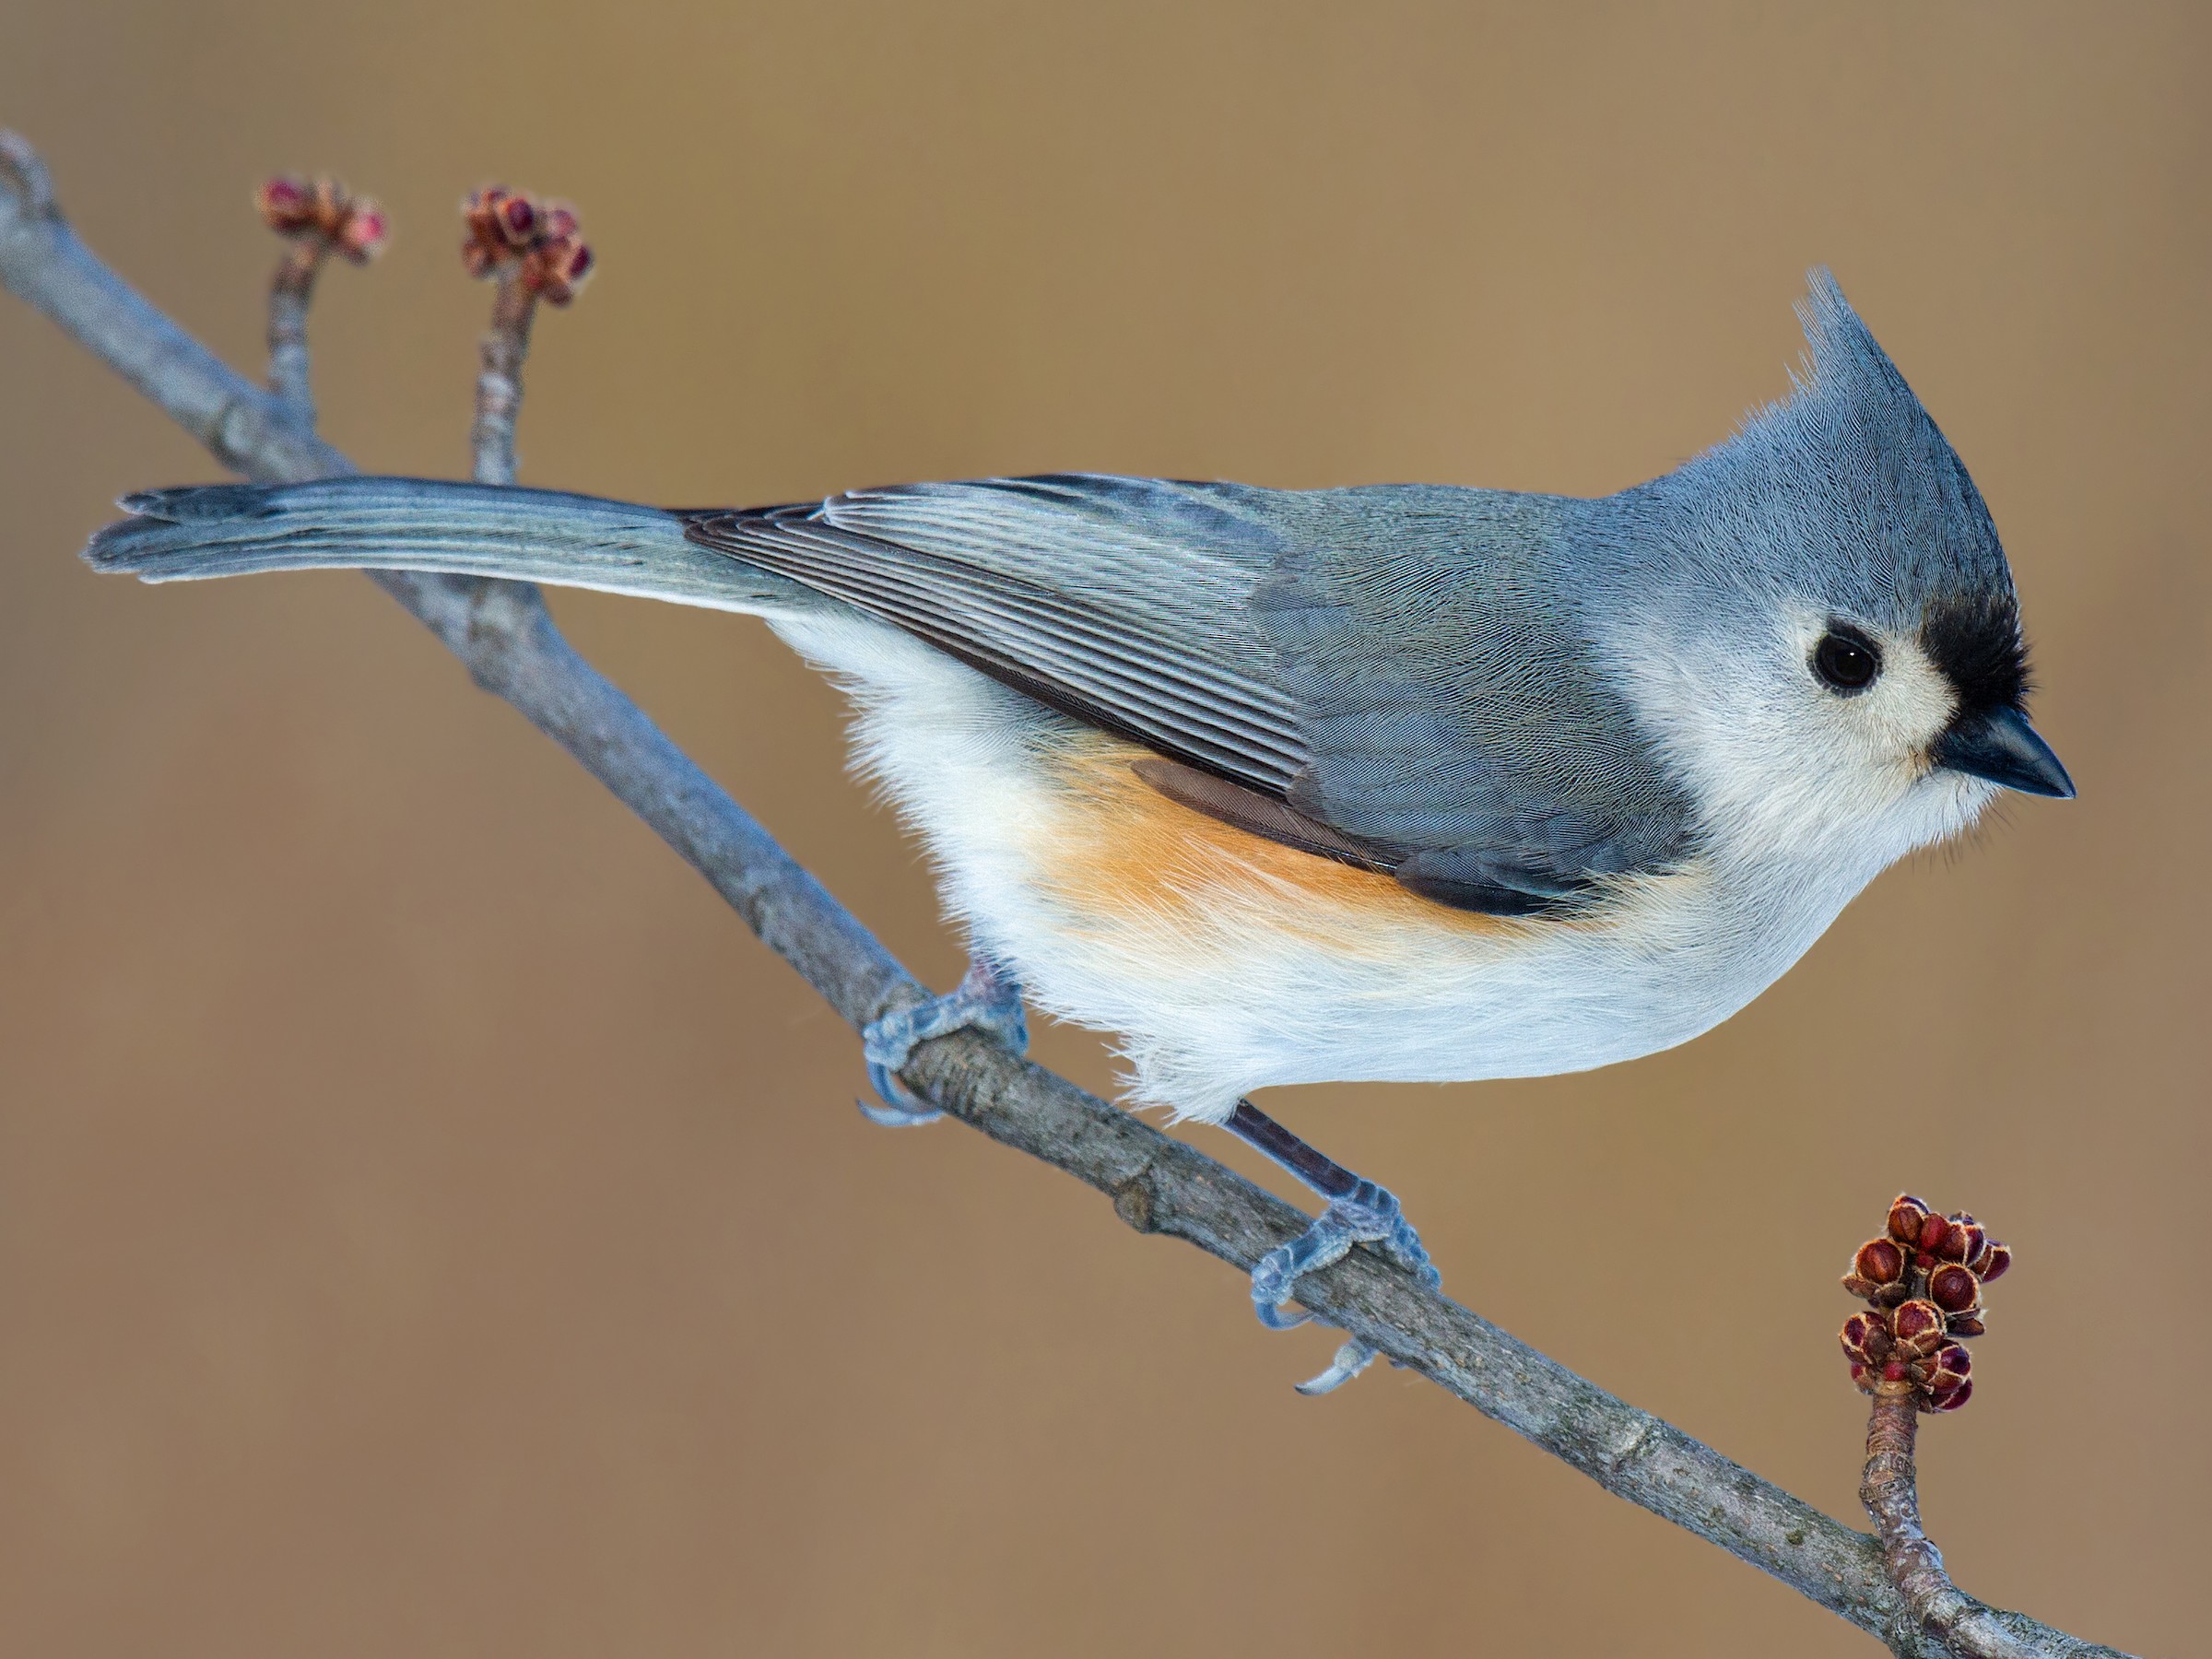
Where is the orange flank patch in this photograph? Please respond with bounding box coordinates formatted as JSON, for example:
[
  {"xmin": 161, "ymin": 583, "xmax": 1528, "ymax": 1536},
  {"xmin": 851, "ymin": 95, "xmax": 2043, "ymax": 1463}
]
[{"xmin": 1034, "ymin": 733, "xmax": 1529, "ymax": 948}]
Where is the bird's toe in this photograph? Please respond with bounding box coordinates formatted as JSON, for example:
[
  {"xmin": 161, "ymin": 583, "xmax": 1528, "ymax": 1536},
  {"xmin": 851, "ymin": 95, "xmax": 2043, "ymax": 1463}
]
[{"xmin": 857, "ymin": 957, "xmax": 1029, "ymax": 1125}]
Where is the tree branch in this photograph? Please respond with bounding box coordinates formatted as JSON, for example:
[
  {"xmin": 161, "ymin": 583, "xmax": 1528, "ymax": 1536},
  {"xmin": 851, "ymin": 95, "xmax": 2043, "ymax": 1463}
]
[
  {"xmin": 1861, "ymin": 1385, "xmax": 2064, "ymax": 1658},
  {"xmin": 0, "ymin": 130, "xmax": 2132, "ymax": 1659}
]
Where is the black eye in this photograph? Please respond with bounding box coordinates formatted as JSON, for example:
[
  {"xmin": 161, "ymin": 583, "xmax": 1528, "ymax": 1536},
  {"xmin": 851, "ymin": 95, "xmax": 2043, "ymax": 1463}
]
[{"xmin": 1812, "ymin": 627, "xmax": 1882, "ymax": 695}]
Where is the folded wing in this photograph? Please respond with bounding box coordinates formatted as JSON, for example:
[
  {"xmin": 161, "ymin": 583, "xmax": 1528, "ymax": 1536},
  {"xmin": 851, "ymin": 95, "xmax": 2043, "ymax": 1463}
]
[
  {"xmin": 685, "ymin": 474, "xmax": 1697, "ymax": 914},
  {"xmin": 685, "ymin": 475, "xmax": 1310, "ymax": 794}
]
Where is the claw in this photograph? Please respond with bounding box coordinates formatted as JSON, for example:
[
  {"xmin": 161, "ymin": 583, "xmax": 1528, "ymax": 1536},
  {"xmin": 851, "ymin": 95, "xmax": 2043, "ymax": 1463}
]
[
  {"xmin": 1295, "ymin": 1340, "xmax": 1381, "ymax": 1396},
  {"xmin": 1222, "ymin": 1100, "xmax": 1444, "ymax": 1392},
  {"xmin": 856, "ymin": 1086, "xmax": 944, "ymax": 1128},
  {"xmin": 857, "ymin": 957, "xmax": 1027, "ymax": 1125},
  {"xmin": 1247, "ymin": 1177, "xmax": 1440, "ymax": 1387}
]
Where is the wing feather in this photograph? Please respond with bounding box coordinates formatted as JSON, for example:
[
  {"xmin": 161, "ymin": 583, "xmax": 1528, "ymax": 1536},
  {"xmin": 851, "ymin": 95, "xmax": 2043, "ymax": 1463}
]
[
  {"xmin": 681, "ymin": 472, "xmax": 1698, "ymax": 914},
  {"xmin": 685, "ymin": 475, "xmax": 1310, "ymax": 793}
]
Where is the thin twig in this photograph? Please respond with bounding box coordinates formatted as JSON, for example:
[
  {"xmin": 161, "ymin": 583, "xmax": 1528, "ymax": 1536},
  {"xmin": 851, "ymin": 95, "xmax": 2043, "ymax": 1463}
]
[
  {"xmin": 266, "ymin": 237, "xmax": 324, "ymax": 423},
  {"xmin": 471, "ymin": 271, "xmax": 534, "ymax": 486},
  {"xmin": 0, "ymin": 130, "xmax": 2135, "ymax": 1659},
  {"xmin": 461, "ymin": 184, "xmax": 590, "ymax": 488},
  {"xmin": 1863, "ymin": 1386, "xmax": 2057, "ymax": 1658},
  {"xmin": 255, "ymin": 175, "xmax": 384, "ymax": 431}
]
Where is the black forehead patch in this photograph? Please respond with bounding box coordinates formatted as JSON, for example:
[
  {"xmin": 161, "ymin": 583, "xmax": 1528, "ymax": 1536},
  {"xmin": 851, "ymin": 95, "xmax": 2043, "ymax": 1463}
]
[{"xmin": 1921, "ymin": 589, "xmax": 2028, "ymax": 717}]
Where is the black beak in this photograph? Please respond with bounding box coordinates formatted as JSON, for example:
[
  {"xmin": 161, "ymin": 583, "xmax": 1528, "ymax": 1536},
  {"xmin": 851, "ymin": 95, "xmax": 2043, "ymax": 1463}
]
[{"xmin": 1931, "ymin": 705, "xmax": 2076, "ymax": 798}]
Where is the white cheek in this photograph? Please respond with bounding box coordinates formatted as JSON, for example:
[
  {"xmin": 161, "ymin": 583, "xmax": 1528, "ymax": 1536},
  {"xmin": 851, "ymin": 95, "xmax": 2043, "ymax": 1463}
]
[
  {"xmin": 1839, "ymin": 637, "xmax": 1954, "ymax": 767},
  {"xmin": 1605, "ymin": 611, "xmax": 1985, "ymax": 877}
]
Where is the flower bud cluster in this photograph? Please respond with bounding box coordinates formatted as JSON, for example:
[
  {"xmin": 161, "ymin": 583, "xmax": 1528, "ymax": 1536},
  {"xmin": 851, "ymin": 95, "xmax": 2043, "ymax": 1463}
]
[
  {"xmin": 256, "ymin": 175, "xmax": 387, "ymax": 264},
  {"xmin": 461, "ymin": 186, "xmax": 594, "ymax": 305},
  {"xmin": 1839, "ymin": 1194, "xmax": 2009, "ymax": 1413}
]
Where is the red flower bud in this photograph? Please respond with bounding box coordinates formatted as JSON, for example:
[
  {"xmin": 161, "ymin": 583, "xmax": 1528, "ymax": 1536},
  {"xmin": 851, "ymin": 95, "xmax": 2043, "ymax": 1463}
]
[
  {"xmin": 1924, "ymin": 1342, "xmax": 1971, "ymax": 1394},
  {"xmin": 1890, "ymin": 1299, "xmax": 1947, "ymax": 1358},
  {"xmin": 532, "ymin": 237, "xmax": 594, "ymax": 306},
  {"xmin": 1849, "ymin": 1196, "xmax": 2006, "ymax": 1408},
  {"xmin": 464, "ymin": 188, "xmax": 508, "ymax": 246},
  {"xmin": 463, "ymin": 190, "xmax": 524, "ymax": 275},
  {"xmin": 1927, "ymin": 1262, "xmax": 1981, "ymax": 1314},
  {"xmin": 1924, "ymin": 1378, "xmax": 1973, "ymax": 1413},
  {"xmin": 1888, "ymin": 1194, "xmax": 1932, "ymax": 1244},
  {"xmin": 1853, "ymin": 1238, "xmax": 1904, "ymax": 1286},
  {"xmin": 1840, "ymin": 1312, "xmax": 1889, "ymax": 1366},
  {"xmin": 1944, "ymin": 1213, "xmax": 1984, "ymax": 1265},
  {"xmin": 257, "ymin": 175, "xmax": 313, "ymax": 231},
  {"xmin": 499, "ymin": 194, "xmax": 538, "ymax": 245},
  {"xmin": 335, "ymin": 203, "xmax": 387, "ymax": 264}
]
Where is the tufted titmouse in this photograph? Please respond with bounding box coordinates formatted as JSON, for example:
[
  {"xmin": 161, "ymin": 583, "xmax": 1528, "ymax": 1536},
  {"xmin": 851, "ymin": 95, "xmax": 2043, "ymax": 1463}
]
[{"xmin": 85, "ymin": 273, "xmax": 2071, "ymax": 1389}]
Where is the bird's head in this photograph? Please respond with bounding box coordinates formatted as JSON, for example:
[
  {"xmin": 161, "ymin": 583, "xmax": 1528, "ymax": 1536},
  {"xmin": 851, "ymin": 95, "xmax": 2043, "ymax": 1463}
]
[{"xmin": 1602, "ymin": 272, "xmax": 2070, "ymax": 879}]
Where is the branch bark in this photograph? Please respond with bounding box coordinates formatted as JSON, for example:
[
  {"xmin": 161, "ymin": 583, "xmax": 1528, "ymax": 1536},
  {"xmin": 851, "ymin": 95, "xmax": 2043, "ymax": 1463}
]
[
  {"xmin": 0, "ymin": 130, "xmax": 2132, "ymax": 1659},
  {"xmin": 1862, "ymin": 1387, "xmax": 2066, "ymax": 1658},
  {"xmin": 471, "ymin": 270, "xmax": 535, "ymax": 487}
]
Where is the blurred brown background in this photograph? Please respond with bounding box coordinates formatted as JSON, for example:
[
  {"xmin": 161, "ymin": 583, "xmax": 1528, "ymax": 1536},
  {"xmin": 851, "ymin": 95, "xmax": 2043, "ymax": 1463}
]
[{"xmin": 1, "ymin": 5, "xmax": 2204, "ymax": 1653}]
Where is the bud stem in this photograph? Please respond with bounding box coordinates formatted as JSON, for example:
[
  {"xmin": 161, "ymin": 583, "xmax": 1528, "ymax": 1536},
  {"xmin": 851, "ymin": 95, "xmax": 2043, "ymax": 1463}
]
[
  {"xmin": 1862, "ymin": 1382, "xmax": 2038, "ymax": 1657},
  {"xmin": 266, "ymin": 236, "xmax": 327, "ymax": 427},
  {"xmin": 470, "ymin": 270, "xmax": 536, "ymax": 487}
]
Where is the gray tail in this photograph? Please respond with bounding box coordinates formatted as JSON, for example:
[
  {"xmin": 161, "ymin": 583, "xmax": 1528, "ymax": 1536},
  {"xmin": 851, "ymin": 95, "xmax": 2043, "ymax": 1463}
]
[{"xmin": 83, "ymin": 476, "xmax": 817, "ymax": 613}]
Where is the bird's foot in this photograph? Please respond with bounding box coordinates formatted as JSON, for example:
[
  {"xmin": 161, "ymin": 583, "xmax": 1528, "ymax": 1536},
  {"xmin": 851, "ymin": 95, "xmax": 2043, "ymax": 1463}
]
[
  {"xmin": 858, "ymin": 957, "xmax": 1028, "ymax": 1126},
  {"xmin": 1227, "ymin": 1099, "xmax": 1441, "ymax": 1394},
  {"xmin": 1249, "ymin": 1177, "xmax": 1441, "ymax": 1392}
]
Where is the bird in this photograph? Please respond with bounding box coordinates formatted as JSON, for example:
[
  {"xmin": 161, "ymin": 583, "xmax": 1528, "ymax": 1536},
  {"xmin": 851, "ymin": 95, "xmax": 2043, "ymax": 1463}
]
[{"xmin": 83, "ymin": 272, "xmax": 2073, "ymax": 1391}]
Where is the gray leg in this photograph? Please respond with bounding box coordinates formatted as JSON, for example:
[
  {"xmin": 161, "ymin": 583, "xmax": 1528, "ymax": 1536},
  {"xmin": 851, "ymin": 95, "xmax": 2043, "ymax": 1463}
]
[
  {"xmin": 1227, "ymin": 1099, "xmax": 1442, "ymax": 1394},
  {"xmin": 859, "ymin": 957, "xmax": 1028, "ymax": 1126}
]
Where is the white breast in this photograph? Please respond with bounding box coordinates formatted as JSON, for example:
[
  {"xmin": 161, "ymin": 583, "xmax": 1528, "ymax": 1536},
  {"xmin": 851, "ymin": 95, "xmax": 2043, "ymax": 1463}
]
[{"xmin": 771, "ymin": 611, "xmax": 1914, "ymax": 1124}]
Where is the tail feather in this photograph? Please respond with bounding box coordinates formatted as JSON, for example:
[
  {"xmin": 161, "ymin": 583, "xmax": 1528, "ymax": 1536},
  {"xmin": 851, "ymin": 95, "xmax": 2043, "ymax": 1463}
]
[{"xmin": 83, "ymin": 476, "xmax": 818, "ymax": 614}]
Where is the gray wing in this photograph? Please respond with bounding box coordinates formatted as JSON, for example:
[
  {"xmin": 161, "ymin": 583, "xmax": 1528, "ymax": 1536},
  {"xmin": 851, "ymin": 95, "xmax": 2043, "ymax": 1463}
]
[
  {"xmin": 686, "ymin": 475, "xmax": 1311, "ymax": 792},
  {"xmin": 686, "ymin": 475, "xmax": 1697, "ymax": 913},
  {"xmin": 1251, "ymin": 488, "xmax": 1697, "ymax": 907}
]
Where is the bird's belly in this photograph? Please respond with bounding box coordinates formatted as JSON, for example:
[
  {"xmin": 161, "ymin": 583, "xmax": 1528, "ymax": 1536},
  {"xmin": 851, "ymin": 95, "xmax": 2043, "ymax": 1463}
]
[
  {"xmin": 997, "ymin": 731, "xmax": 1779, "ymax": 1118},
  {"xmin": 775, "ymin": 612, "xmax": 1822, "ymax": 1124}
]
